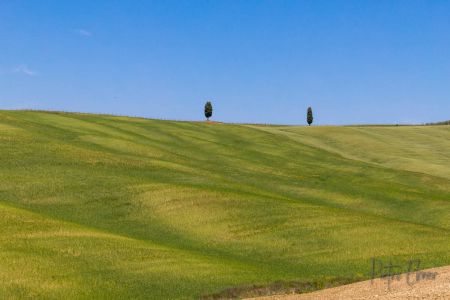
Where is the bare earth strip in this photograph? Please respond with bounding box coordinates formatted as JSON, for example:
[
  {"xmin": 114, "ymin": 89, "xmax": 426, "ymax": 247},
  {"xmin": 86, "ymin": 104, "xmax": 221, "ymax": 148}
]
[{"xmin": 248, "ymin": 266, "xmax": 450, "ymax": 300}]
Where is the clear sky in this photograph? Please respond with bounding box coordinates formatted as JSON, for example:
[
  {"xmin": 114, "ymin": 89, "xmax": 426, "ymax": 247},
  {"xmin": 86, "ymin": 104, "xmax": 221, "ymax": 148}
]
[{"xmin": 1, "ymin": 1, "xmax": 449, "ymax": 125}]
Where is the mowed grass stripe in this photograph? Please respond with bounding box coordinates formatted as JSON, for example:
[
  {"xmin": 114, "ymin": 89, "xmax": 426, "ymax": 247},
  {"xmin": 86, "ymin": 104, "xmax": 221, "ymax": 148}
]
[{"xmin": 0, "ymin": 201, "xmax": 283, "ymax": 299}]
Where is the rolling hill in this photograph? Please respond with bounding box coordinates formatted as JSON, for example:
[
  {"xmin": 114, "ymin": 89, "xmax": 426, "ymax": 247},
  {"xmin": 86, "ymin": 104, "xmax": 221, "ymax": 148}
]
[{"xmin": 0, "ymin": 110, "xmax": 449, "ymax": 299}]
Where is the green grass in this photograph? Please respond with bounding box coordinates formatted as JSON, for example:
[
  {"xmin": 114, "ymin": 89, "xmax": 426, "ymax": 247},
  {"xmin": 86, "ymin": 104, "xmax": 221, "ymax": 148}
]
[{"xmin": 0, "ymin": 110, "xmax": 449, "ymax": 299}]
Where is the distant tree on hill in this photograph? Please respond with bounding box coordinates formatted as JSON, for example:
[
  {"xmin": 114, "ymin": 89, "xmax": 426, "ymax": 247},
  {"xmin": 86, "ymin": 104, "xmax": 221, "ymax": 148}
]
[
  {"xmin": 204, "ymin": 101, "xmax": 213, "ymax": 121},
  {"xmin": 424, "ymin": 120, "xmax": 450, "ymax": 125},
  {"xmin": 307, "ymin": 107, "xmax": 313, "ymax": 126}
]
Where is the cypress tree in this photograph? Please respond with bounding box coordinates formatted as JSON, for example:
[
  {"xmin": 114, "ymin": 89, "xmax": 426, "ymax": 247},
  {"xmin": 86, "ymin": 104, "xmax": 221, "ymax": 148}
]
[
  {"xmin": 307, "ymin": 107, "xmax": 313, "ymax": 126},
  {"xmin": 204, "ymin": 101, "xmax": 213, "ymax": 121}
]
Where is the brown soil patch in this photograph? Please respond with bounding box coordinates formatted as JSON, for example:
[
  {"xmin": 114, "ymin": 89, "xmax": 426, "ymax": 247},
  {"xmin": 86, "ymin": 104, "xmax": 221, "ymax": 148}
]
[{"xmin": 247, "ymin": 265, "xmax": 450, "ymax": 300}]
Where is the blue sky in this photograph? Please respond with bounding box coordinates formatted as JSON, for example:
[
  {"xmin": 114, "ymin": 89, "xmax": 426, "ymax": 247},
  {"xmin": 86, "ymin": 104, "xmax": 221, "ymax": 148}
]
[{"xmin": 1, "ymin": 0, "xmax": 449, "ymax": 124}]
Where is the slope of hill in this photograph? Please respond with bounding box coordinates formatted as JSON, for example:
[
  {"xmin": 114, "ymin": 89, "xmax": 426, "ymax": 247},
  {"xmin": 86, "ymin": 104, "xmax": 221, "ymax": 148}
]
[
  {"xmin": 0, "ymin": 110, "xmax": 449, "ymax": 299},
  {"xmin": 254, "ymin": 125, "xmax": 450, "ymax": 180}
]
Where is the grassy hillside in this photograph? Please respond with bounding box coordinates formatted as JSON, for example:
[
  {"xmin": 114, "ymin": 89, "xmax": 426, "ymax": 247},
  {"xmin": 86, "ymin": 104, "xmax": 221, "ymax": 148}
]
[
  {"xmin": 0, "ymin": 110, "xmax": 449, "ymax": 299},
  {"xmin": 255, "ymin": 125, "xmax": 450, "ymax": 180}
]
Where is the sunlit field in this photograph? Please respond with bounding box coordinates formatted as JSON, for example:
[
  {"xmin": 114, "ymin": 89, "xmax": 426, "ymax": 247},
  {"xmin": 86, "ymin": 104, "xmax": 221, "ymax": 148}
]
[{"xmin": 0, "ymin": 110, "xmax": 449, "ymax": 299}]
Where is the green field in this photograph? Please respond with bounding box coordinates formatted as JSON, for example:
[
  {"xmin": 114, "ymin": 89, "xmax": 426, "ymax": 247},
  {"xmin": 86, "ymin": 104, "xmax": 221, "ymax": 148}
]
[{"xmin": 0, "ymin": 110, "xmax": 449, "ymax": 299}]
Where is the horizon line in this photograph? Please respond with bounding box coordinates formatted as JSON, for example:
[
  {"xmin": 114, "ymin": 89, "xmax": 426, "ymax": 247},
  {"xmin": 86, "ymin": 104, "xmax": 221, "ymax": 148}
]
[{"xmin": 1, "ymin": 108, "xmax": 448, "ymax": 127}]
